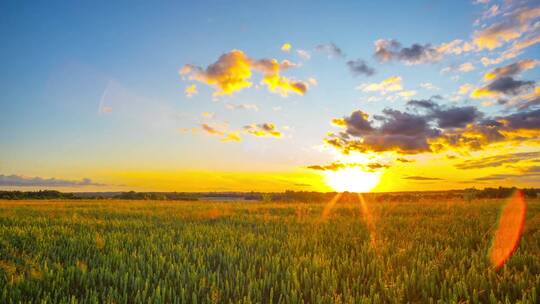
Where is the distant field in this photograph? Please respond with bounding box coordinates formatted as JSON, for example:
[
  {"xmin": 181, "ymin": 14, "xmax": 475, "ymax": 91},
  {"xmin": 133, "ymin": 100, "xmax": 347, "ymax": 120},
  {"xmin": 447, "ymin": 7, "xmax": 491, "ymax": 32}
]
[{"xmin": 1, "ymin": 198, "xmax": 539, "ymax": 303}]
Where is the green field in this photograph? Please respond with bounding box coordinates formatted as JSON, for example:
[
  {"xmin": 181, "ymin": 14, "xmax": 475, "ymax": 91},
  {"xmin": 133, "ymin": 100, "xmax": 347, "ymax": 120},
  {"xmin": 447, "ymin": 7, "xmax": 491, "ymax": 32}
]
[{"xmin": 1, "ymin": 198, "xmax": 539, "ymax": 303}]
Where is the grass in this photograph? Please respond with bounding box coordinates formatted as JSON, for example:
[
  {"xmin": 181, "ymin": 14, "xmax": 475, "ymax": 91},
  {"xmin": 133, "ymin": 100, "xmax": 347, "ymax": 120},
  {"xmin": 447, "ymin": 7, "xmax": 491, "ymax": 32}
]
[{"xmin": 0, "ymin": 198, "xmax": 539, "ymax": 303}]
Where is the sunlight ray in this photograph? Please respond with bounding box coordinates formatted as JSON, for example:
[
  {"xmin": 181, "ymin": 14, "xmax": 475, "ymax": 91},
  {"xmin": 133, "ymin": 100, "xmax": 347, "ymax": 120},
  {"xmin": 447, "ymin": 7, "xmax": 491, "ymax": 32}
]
[{"xmin": 321, "ymin": 192, "xmax": 343, "ymax": 219}]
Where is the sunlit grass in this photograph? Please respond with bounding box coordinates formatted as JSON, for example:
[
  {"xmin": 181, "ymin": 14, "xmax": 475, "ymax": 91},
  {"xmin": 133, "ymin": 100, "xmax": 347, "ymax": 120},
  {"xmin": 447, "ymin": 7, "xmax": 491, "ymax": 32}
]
[{"xmin": 0, "ymin": 198, "xmax": 539, "ymax": 303}]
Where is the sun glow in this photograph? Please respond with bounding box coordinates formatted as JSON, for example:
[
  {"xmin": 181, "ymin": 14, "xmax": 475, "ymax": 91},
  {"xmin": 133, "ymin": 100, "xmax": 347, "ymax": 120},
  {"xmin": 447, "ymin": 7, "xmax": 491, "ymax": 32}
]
[{"xmin": 324, "ymin": 167, "xmax": 381, "ymax": 192}]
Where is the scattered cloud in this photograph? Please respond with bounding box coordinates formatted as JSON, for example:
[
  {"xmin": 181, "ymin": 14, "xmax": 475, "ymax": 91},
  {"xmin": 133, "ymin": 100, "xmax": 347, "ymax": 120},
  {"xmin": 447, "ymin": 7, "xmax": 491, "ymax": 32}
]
[
  {"xmin": 324, "ymin": 100, "xmax": 540, "ymax": 155},
  {"xmin": 347, "ymin": 59, "xmax": 375, "ymax": 77},
  {"xmin": 180, "ymin": 49, "xmax": 308, "ymax": 97},
  {"xmin": 458, "ymin": 62, "xmax": 475, "ymax": 72},
  {"xmin": 472, "ymin": 6, "xmax": 540, "ymax": 50},
  {"xmin": 201, "ymin": 112, "xmax": 214, "ymax": 118},
  {"xmin": 359, "ymin": 76, "xmax": 403, "ymax": 94},
  {"xmin": 316, "ymin": 43, "xmax": 345, "ymax": 58},
  {"xmin": 374, "ymin": 39, "xmax": 441, "ymax": 64},
  {"xmin": 471, "ymin": 76, "xmax": 534, "ymax": 98},
  {"xmin": 225, "ymin": 103, "xmax": 259, "ymax": 111},
  {"xmin": 458, "ymin": 83, "xmax": 473, "ymax": 95},
  {"xmin": 185, "ymin": 84, "xmax": 198, "ymax": 98},
  {"xmin": 281, "ymin": 42, "xmax": 292, "ymax": 52},
  {"xmin": 483, "ymin": 59, "xmax": 538, "ymax": 80},
  {"xmin": 0, "ymin": 174, "xmax": 105, "ymax": 187},
  {"xmin": 244, "ymin": 123, "xmax": 282, "ymax": 137},
  {"xmin": 403, "ymin": 176, "xmax": 443, "ymax": 180},
  {"xmin": 455, "ymin": 152, "xmax": 540, "ymax": 169},
  {"xmin": 306, "ymin": 161, "xmax": 389, "ymax": 172},
  {"xmin": 296, "ymin": 49, "xmax": 311, "ymax": 60},
  {"xmin": 397, "ymin": 157, "xmax": 414, "ymax": 163},
  {"xmin": 420, "ymin": 82, "xmax": 438, "ymax": 90}
]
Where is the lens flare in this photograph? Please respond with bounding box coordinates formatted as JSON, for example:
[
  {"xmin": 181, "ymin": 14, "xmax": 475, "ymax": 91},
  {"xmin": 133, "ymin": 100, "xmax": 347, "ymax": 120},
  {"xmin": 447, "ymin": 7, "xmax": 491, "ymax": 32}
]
[{"xmin": 489, "ymin": 190, "xmax": 527, "ymax": 269}]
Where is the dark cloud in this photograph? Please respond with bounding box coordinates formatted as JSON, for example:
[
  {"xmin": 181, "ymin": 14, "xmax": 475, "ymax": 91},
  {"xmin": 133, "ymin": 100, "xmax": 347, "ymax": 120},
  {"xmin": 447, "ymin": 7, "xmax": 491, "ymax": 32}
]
[
  {"xmin": 0, "ymin": 174, "xmax": 105, "ymax": 187},
  {"xmin": 433, "ymin": 106, "xmax": 482, "ymax": 129},
  {"xmin": 326, "ymin": 102, "xmax": 540, "ymax": 154},
  {"xmin": 403, "ymin": 176, "xmax": 443, "ymax": 180},
  {"xmin": 326, "ymin": 108, "xmax": 440, "ymax": 154},
  {"xmin": 407, "ymin": 99, "xmax": 484, "ymax": 128},
  {"xmin": 306, "ymin": 161, "xmax": 389, "ymax": 172},
  {"xmin": 502, "ymin": 109, "xmax": 540, "ymax": 129},
  {"xmin": 346, "ymin": 59, "xmax": 375, "ymax": 76},
  {"xmin": 473, "ymin": 76, "xmax": 535, "ymax": 98},
  {"xmin": 316, "ymin": 43, "xmax": 345, "ymax": 58},
  {"xmin": 483, "ymin": 59, "xmax": 538, "ymax": 80},
  {"xmin": 474, "ymin": 167, "xmax": 540, "ymax": 181},
  {"xmin": 455, "ymin": 152, "xmax": 540, "ymax": 169},
  {"xmin": 244, "ymin": 123, "xmax": 282, "ymax": 137},
  {"xmin": 397, "ymin": 158, "xmax": 414, "ymax": 163},
  {"xmin": 374, "ymin": 39, "xmax": 441, "ymax": 64},
  {"xmin": 518, "ymin": 96, "xmax": 540, "ymax": 110},
  {"xmin": 486, "ymin": 77, "xmax": 534, "ymax": 95}
]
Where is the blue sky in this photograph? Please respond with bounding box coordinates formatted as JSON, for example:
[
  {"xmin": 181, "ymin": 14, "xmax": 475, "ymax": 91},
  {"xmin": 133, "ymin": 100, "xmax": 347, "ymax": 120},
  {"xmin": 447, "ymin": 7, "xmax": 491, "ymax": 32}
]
[{"xmin": 1, "ymin": 0, "xmax": 539, "ymax": 192}]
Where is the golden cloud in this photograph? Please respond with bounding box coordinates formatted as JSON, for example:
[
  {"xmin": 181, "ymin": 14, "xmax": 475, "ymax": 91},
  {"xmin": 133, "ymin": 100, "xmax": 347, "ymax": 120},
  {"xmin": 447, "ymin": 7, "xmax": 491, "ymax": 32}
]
[
  {"xmin": 483, "ymin": 59, "xmax": 538, "ymax": 81},
  {"xmin": 244, "ymin": 123, "xmax": 282, "ymax": 138},
  {"xmin": 180, "ymin": 50, "xmax": 308, "ymax": 97},
  {"xmin": 281, "ymin": 43, "xmax": 292, "ymax": 52},
  {"xmin": 185, "ymin": 84, "xmax": 198, "ymax": 98},
  {"xmin": 180, "ymin": 50, "xmax": 252, "ymax": 96},
  {"xmin": 200, "ymin": 124, "xmax": 242, "ymax": 142},
  {"xmin": 473, "ymin": 7, "xmax": 540, "ymax": 50},
  {"xmin": 360, "ymin": 76, "xmax": 403, "ymax": 94}
]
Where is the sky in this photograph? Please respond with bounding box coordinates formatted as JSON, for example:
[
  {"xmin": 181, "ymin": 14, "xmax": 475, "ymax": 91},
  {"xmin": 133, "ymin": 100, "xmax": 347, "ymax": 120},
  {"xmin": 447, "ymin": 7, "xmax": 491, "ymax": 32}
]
[{"xmin": 1, "ymin": 0, "xmax": 539, "ymax": 192}]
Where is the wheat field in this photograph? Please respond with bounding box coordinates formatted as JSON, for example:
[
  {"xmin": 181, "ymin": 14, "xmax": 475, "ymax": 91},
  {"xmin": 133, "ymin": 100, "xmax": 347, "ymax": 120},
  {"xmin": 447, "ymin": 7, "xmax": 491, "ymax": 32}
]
[{"xmin": 1, "ymin": 198, "xmax": 539, "ymax": 303}]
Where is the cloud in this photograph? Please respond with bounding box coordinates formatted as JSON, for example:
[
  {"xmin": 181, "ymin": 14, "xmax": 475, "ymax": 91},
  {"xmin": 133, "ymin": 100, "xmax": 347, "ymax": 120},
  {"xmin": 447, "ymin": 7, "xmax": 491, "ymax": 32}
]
[
  {"xmin": 471, "ymin": 76, "xmax": 535, "ymax": 98},
  {"xmin": 244, "ymin": 123, "xmax": 282, "ymax": 137},
  {"xmin": 185, "ymin": 84, "xmax": 198, "ymax": 98},
  {"xmin": 407, "ymin": 99, "xmax": 483, "ymax": 128},
  {"xmin": 483, "ymin": 59, "xmax": 539, "ymax": 80},
  {"xmin": 374, "ymin": 39, "xmax": 441, "ymax": 64},
  {"xmin": 201, "ymin": 112, "xmax": 214, "ymax": 118},
  {"xmin": 281, "ymin": 43, "xmax": 292, "ymax": 52},
  {"xmin": 458, "ymin": 83, "xmax": 473, "ymax": 95},
  {"xmin": 0, "ymin": 174, "xmax": 105, "ymax": 187},
  {"xmin": 403, "ymin": 176, "xmax": 443, "ymax": 180},
  {"xmin": 197, "ymin": 123, "xmax": 242, "ymax": 142},
  {"xmin": 180, "ymin": 50, "xmax": 252, "ymax": 96},
  {"xmin": 316, "ymin": 43, "xmax": 345, "ymax": 58},
  {"xmin": 360, "ymin": 76, "xmax": 403, "ymax": 94},
  {"xmin": 420, "ymin": 83, "xmax": 438, "ymax": 90},
  {"xmin": 225, "ymin": 103, "xmax": 259, "ymax": 111},
  {"xmin": 397, "ymin": 157, "xmax": 414, "ymax": 163},
  {"xmin": 473, "ymin": 167, "xmax": 540, "ymax": 181},
  {"xmin": 514, "ymin": 86, "xmax": 540, "ymax": 110},
  {"xmin": 325, "ymin": 109, "xmax": 440, "ymax": 154},
  {"xmin": 472, "ymin": 7, "xmax": 540, "ymax": 50},
  {"xmin": 436, "ymin": 39, "xmax": 474, "ymax": 55},
  {"xmin": 296, "ymin": 49, "xmax": 311, "ymax": 60},
  {"xmin": 324, "ymin": 101, "xmax": 540, "ymax": 155},
  {"xmin": 306, "ymin": 161, "xmax": 389, "ymax": 172},
  {"xmin": 398, "ymin": 90, "xmax": 417, "ymax": 98},
  {"xmin": 455, "ymin": 151, "xmax": 540, "ymax": 169},
  {"xmin": 347, "ymin": 59, "xmax": 375, "ymax": 77},
  {"xmin": 260, "ymin": 72, "xmax": 308, "ymax": 97},
  {"xmin": 180, "ymin": 49, "xmax": 308, "ymax": 97},
  {"xmin": 458, "ymin": 62, "xmax": 475, "ymax": 72},
  {"xmin": 473, "ymin": 0, "xmax": 490, "ymax": 5}
]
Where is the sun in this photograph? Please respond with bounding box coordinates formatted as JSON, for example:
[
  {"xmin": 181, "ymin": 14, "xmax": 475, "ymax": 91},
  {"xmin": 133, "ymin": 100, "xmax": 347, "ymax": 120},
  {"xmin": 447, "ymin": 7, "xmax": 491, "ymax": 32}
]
[{"xmin": 324, "ymin": 167, "xmax": 381, "ymax": 192}]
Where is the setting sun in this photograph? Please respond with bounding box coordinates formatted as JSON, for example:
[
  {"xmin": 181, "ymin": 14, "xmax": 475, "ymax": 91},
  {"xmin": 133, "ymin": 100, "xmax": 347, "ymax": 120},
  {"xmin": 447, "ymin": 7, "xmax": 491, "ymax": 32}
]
[{"xmin": 324, "ymin": 167, "xmax": 381, "ymax": 192}]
